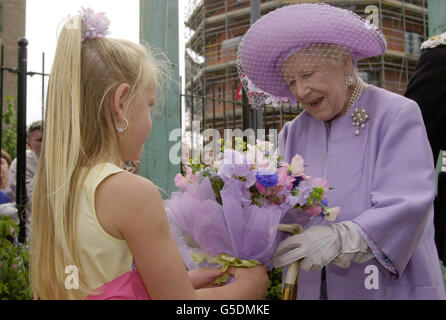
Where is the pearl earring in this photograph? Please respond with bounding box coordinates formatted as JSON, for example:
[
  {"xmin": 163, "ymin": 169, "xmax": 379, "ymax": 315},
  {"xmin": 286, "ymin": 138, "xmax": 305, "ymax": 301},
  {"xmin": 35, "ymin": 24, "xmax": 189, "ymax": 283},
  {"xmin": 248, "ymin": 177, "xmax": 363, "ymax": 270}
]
[
  {"xmin": 115, "ymin": 118, "xmax": 129, "ymax": 134},
  {"xmin": 345, "ymin": 76, "xmax": 354, "ymax": 87}
]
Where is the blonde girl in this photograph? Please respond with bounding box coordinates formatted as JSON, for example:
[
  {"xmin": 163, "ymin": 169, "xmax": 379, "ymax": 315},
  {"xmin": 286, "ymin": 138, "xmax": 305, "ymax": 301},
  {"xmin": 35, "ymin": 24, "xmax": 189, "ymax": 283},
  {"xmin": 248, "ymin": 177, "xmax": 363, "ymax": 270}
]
[{"xmin": 30, "ymin": 9, "xmax": 268, "ymax": 300}]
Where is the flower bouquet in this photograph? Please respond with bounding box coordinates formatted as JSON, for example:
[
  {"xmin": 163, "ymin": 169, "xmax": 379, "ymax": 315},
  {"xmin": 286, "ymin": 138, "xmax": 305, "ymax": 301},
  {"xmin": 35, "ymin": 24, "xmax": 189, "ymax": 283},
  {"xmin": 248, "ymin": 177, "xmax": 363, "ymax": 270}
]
[{"xmin": 164, "ymin": 139, "xmax": 340, "ymax": 297}]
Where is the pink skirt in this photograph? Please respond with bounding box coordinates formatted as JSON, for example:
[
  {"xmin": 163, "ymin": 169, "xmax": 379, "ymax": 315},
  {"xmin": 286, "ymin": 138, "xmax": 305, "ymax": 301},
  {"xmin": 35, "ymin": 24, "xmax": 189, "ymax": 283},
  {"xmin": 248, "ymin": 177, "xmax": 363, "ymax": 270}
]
[{"xmin": 86, "ymin": 270, "xmax": 151, "ymax": 300}]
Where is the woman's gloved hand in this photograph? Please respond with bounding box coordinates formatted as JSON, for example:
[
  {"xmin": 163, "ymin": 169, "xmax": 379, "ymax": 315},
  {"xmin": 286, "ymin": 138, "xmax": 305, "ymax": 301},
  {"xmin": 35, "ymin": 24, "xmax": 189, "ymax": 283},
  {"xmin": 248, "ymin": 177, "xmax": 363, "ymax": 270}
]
[{"xmin": 273, "ymin": 221, "xmax": 373, "ymax": 271}]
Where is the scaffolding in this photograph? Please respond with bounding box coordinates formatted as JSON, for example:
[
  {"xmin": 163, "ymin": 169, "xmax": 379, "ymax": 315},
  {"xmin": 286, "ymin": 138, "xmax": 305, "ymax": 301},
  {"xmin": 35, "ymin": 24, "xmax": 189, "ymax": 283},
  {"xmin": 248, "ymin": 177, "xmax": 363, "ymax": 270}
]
[{"xmin": 184, "ymin": 0, "xmax": 428, "ymax": 132}]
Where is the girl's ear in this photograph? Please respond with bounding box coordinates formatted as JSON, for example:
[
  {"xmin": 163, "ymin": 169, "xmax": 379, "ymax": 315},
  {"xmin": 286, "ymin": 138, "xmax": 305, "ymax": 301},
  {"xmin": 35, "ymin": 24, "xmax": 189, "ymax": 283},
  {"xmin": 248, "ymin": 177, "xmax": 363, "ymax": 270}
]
[{"xmin": 112, "ymin": 83, "xmax": 131, "ymax": 120}]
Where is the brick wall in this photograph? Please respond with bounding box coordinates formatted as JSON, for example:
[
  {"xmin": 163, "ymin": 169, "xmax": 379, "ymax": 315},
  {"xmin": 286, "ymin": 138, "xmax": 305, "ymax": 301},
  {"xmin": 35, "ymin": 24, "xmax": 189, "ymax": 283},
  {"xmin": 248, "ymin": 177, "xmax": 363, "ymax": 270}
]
[{"xmin": 0, "ymin": 0, "xmax": 26, "ymax": 111}]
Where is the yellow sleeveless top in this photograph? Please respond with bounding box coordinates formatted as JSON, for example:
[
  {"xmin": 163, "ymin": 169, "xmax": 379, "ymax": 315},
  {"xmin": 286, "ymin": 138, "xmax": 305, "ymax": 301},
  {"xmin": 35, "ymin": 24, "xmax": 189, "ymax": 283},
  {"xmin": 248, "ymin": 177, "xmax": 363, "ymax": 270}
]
[{"xmin": 76, "ymin": 162, "xmax": 133, "ymax": 291}]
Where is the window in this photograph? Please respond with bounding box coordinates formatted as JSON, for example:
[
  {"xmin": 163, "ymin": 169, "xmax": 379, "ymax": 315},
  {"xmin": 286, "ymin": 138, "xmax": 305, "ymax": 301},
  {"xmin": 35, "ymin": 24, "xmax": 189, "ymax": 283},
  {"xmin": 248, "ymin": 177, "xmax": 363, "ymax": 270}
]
[
  {"xmin": 405, "ymin": 32, "xmax": 422, "ymax": 56},
  {"xmin": 221, "ymin": 36, "xmax": 242, "ymax": 50}
]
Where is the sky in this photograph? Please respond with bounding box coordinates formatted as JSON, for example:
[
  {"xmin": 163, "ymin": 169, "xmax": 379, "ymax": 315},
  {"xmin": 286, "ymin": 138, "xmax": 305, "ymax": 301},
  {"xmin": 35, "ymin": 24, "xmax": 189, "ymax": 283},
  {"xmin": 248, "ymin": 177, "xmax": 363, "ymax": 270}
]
[{"xmin": 25, "ymin": 0, "xmax": 186, "ymax": 125}]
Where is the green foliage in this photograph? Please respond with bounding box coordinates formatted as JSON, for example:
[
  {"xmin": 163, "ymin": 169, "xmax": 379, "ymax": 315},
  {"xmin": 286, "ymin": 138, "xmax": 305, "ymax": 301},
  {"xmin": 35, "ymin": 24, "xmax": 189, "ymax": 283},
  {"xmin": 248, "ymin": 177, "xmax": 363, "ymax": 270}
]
[
  {"xmin": 218, "ymin": 138, "xmax": 247, "ymax": 152},
  {"xmin": 208, "ymin": 175, "xmax": 224, "ymax": 205},
  {"xmin": 266, "ymin": 268, "xmax": 282, "ymax": 300},
  {"xmin": 305, "ymin": 187, "xmax": 324, "ymax": 207},
  {"xmin": 188, "ymin": 159, "xmax": 205, "ymax": 173},
  {"xmin": 0, "ymin": 216, "xmax": 32, "ymax": 300},
  {"xmin": 1, "ymin": 96, "xmax": 18, "ymax": 160}
]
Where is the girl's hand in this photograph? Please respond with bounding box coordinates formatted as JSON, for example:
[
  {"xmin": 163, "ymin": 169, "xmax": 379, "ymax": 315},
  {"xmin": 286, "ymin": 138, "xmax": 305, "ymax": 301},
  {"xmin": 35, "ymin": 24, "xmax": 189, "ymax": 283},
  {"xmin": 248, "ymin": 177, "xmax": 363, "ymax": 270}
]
[
  {"xmin": 188, "ymin": 268, "xmax": 224, "ymax": 289},
  {"xmin": 226, "ymin": 265, "xmax": 269, "ymax": 300}
]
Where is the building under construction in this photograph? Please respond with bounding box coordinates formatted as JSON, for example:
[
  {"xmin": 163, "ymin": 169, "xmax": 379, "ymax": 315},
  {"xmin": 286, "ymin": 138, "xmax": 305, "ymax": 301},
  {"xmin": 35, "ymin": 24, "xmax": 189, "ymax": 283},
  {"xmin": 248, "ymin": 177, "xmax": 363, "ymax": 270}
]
[{"xmin": 183, "ymin": 0, "xmax": 428, "ymax": 134}]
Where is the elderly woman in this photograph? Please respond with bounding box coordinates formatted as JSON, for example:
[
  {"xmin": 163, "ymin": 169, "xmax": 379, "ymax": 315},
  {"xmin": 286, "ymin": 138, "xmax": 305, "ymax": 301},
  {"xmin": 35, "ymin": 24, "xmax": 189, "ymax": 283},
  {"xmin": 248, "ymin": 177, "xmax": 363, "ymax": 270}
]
[{"xmin": 238, "ymin": 3, "xmax": 445, "ymax": 299}]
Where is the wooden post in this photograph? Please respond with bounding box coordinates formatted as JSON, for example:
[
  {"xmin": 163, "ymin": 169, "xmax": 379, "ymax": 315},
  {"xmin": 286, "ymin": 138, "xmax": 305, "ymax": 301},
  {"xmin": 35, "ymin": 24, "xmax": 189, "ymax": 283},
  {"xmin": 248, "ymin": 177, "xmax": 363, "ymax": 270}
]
[{"xmin": 139, "ymin": 0, "xmax": 181, "ymax": 198}]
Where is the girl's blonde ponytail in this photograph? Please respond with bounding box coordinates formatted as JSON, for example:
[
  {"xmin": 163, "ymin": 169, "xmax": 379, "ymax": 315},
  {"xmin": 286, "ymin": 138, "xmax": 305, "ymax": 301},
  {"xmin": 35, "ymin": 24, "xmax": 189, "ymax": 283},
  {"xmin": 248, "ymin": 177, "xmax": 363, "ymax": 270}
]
[{"xmin": 31, "ymin": 15, "xmax": 87, "ymax": 299}]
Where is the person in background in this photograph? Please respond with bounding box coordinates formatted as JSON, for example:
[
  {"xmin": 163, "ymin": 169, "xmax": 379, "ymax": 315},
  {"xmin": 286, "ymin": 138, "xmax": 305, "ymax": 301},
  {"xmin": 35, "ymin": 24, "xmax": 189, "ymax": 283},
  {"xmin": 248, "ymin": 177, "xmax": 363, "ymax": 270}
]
[
  {"xmin": 7, "ymin": 120, "xmax": 43, "ymax": 202},
  {"xmin": 0, "ymin": 150, "xmax": 19, "ymax": 224},
  {"xmin": 1, "ymin": 150, "xmax": 12, "ymax": 204},
  {"xmin": 405, "ymin": 32, "xmax": 446, "ymax": 266}
]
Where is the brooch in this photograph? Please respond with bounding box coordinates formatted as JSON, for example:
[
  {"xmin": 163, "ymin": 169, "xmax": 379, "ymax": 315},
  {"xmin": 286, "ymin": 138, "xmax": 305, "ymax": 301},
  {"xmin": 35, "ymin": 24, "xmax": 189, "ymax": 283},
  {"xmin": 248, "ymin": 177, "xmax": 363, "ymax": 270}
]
[{"xmin": 351, "ymin": 107, "xmax": 369, "ymax": 136}]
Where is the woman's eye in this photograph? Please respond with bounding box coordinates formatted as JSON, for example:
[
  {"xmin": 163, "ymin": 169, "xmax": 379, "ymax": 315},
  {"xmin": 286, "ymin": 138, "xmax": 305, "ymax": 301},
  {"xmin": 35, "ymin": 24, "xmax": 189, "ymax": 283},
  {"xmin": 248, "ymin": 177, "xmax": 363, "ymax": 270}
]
[
  {"xmin": 288, "ymin": 79, "xmax": 296, "ymax": 87},
  {"xmin": 300, "ymin": 72, "xmax": 313, "ymax": 79}
]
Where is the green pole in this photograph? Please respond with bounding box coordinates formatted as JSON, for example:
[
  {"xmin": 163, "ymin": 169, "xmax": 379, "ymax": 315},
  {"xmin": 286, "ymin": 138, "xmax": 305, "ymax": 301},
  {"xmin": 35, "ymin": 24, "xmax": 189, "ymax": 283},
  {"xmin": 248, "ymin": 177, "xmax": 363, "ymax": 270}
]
[
  {"xmin": 139, "ymin": 0, "xmax": 181, "ymax": 198},
  {"xmin": 428, "ymin": 0, "xmax": 446, "ymax": 37}
]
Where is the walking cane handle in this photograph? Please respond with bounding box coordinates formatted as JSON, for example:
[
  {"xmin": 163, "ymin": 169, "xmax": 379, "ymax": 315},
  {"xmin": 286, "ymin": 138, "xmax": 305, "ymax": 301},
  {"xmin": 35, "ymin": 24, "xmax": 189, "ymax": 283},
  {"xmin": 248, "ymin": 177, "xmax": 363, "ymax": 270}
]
[{"xmin": 278, "ymin": 223, "xmax": 302, "ymax": 300}]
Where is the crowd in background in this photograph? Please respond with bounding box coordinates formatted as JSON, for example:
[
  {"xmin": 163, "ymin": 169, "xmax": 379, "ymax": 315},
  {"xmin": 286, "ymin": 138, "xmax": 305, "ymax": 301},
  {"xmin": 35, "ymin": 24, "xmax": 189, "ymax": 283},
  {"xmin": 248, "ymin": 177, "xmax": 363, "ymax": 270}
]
[{"xmin": 0, "ymin": 121, "xmax": 43, "ymax": 237}]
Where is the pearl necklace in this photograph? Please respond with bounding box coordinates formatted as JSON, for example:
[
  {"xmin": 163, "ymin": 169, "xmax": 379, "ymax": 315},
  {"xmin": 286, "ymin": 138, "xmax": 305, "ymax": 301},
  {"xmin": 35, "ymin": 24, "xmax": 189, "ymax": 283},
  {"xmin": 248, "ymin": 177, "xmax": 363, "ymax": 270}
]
[{"xmin": 343, "ymin": 77, "xmax": 365, "ymax": 116}]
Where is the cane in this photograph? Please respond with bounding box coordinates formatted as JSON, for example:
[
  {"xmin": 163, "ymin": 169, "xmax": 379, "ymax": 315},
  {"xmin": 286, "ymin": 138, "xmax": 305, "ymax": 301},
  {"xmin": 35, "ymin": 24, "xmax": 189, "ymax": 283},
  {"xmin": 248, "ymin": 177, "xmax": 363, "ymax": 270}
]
[{"xmin": 277, "ymin": 224, "xmax": 302, "ymax": 300}]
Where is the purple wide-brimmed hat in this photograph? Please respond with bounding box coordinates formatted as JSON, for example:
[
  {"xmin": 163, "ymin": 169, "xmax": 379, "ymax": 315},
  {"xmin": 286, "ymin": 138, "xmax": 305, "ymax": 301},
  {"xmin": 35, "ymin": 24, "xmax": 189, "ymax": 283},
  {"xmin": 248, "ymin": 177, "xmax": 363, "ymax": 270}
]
[{"xmin": 237, "ymin": 3, "xmax": 387, "ymax": 107}]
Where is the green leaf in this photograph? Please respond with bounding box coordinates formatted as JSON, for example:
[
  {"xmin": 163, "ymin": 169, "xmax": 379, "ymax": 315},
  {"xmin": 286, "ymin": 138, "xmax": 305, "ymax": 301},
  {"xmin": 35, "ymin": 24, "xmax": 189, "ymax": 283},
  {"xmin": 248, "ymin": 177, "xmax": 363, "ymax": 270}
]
[
  {"xmin": 190, "ymin": 252, "xmax": 261, "ymax": 284},
  {"xmin": 266, "ymin": 268, "xmax": 283, "ymax": 300},
  {"xmin": 0, "ymin": 216, "xmax": 32, "ymax": 300},
  {"xmin": 212, "ymin": 273, "xmax": 231, "ymax": 285}
]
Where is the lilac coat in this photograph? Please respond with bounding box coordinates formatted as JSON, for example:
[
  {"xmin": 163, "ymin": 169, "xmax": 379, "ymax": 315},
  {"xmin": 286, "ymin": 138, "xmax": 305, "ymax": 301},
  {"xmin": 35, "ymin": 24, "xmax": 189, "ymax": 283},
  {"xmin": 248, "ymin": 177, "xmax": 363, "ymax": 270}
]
[{"xmin": 278, "ymin": 85, "xmax": 446, "ymax": 299}]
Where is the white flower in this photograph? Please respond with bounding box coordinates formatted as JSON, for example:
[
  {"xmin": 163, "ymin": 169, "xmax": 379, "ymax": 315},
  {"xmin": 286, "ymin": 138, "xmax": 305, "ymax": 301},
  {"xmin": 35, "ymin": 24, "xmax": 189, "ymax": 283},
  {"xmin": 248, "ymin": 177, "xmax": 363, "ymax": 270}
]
[
  {"xmin": 324, "ymin": 206, "xmax": 341, "ymax": 222},
  {"xmin": 289, "ymin": 154, "xmax": 305, "ymax": 177}
]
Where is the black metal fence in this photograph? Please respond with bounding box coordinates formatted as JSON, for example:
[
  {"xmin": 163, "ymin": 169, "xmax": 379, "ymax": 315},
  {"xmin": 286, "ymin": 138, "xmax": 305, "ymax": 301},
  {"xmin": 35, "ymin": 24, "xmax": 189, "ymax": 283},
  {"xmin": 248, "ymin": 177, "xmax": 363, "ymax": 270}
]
[
  {"xmin": 181, "ymin": 79, "xmax": 301, "ymax": 155},
  {"xmin": 0, "ymin": 39, "xmax": 49, "ymax": 242}
]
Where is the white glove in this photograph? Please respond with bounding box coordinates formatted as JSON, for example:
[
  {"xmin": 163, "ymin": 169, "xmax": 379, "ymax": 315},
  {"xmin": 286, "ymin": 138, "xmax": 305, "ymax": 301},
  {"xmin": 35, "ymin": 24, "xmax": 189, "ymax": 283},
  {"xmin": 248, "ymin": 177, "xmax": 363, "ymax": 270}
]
[{"xmin": 273, "ymin": 221, "xmax": 373, "ymax": 271}]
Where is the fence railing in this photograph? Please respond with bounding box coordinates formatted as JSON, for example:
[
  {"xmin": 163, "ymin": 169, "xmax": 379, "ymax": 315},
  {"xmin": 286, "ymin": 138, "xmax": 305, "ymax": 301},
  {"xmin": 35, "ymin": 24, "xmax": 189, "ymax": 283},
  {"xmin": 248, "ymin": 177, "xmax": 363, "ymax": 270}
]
[
  {"xmin": 180, "ymin": 81, "xmax": 302, "ymax": 158},
  {"xmin": 0, "ymin": 39, "xmax": 49, "ymax": 242}
]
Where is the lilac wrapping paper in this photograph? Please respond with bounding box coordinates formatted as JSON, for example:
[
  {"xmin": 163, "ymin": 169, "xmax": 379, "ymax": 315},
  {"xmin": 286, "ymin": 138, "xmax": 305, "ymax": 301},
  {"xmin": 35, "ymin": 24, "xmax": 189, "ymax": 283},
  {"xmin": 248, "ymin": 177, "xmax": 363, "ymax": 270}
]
[{"xmin": 164, "ymin": 176, "xmax": 290, "ymax": 270}]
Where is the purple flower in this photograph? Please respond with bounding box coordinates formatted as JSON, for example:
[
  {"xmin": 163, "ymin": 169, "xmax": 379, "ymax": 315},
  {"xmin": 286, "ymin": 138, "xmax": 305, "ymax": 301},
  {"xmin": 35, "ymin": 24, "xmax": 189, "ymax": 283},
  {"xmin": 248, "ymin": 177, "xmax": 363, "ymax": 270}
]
[
  {"xmin": 321, "ymin": 199, "xmax": 328, "ymax": 207},
  {"xmin": 218, "ymin": 162, "xmax": 250, "ymax": 183},
  {"xmin": 218, "ymin": 149, "xmax": 253, "ymax": 185},
  {"xmin": 285, "ymin": 193, "xmax": 300, "ymax": 208},
  {"xmin": 245, "ymin": 170, "xmax": 258, "ymax": 188},
  {"xmin": 256, "ymin": 172, "xmax": 279, "ymax": 188},
  {"xmin": 81, "ymin": 7, "xmax": 111, "ymax": 42},
  {"xmin": 233, "ymin": 164, "xmax": 250, "ymax": 177},
  {"xmin": 294, "ymin": 180, "xmax": 314, "ymax": 206}
]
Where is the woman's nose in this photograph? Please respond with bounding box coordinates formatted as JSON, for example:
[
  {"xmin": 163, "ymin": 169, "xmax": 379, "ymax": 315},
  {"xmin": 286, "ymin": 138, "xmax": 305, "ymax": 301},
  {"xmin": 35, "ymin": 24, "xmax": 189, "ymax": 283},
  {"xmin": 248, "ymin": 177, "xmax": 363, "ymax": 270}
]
[{"xmin": 293, "ymin": 82, "xmax": 310, "ymax": 101}]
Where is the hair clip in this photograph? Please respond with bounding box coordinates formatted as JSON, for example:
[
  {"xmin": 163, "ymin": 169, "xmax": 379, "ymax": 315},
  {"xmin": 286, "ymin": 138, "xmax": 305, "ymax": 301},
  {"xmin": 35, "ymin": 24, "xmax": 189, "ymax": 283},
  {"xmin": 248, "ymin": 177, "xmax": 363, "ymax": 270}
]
[{"xmin": 81, "ymin": 7, "xmax": 110, "ymax": 42}]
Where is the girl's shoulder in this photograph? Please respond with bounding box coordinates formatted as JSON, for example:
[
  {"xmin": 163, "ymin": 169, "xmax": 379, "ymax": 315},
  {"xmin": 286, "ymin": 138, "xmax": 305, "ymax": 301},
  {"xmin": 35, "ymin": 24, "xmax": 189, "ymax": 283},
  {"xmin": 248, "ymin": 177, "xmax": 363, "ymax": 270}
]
[
  {"xmin": 93, "ymin": 163, "xmax": 164, "ymax": 240},
  {"xmin": 96, "ymin": 167, "xmax": 161, "ymax": 210}
]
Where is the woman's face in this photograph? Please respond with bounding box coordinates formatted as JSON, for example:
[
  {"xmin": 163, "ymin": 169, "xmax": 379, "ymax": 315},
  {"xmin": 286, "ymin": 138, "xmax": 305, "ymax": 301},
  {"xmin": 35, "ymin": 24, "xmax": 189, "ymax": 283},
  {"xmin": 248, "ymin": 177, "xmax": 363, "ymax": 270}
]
[
  {"xmin": 281, "ymin": 51, "xmax": 352, "ymax": 122},
  {"xmin": 119, "ymin": 87, "xmax": 156, "ymax": 162}
]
